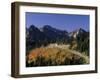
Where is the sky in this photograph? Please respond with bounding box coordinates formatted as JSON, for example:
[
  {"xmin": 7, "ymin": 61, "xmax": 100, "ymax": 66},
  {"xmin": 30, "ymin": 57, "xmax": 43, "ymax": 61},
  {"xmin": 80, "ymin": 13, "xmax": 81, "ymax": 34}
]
[{"xmin": 26, "ymin": 12, "xmax": 89, "ymax": 32}]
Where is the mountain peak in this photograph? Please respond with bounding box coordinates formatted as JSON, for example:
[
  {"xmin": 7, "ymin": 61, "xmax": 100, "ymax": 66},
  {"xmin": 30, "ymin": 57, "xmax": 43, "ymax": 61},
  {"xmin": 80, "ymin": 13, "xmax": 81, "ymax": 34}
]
[
  {"xmin": 39, "ymin": 25, "xmax": 53, "ymax": 32},
  {"xmin": 29, "ymin": 25, "xmax": 36, "ymax": 28},
  {"xmin": 42, "ymin": 25, "xmax": 57, "ymax": 31},
  {"xmin": 69, "ymin": 28, "xmax": 87, "ymax": 38},
  {"xmin": 42, "ymin": 25, "xmax": 68, "ymax": 33},
  {"xmin": 42, "ymin": 25, "xmax": 57, "ymax": 32},
  {"xmin": 77, "ymin": 28, "xmax": 86, "ymax": 33},
  {"xmin": 29, "ymin": 25, "xmax": 39, "ymax": 31}
]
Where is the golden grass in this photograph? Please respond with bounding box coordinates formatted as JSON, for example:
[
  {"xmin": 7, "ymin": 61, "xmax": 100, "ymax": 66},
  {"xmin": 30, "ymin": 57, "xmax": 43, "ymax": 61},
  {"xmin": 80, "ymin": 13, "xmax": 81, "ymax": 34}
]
[{"xmin": 26, "ymin": 45, "xmax": 87, "ymax": 67}]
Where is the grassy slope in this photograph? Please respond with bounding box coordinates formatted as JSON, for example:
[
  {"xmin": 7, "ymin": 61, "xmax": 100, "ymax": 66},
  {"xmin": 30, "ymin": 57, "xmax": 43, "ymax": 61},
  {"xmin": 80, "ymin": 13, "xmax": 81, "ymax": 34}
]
[{"xmin": 26, "ymin": 44, "xmax": 89, "ymax": 67}]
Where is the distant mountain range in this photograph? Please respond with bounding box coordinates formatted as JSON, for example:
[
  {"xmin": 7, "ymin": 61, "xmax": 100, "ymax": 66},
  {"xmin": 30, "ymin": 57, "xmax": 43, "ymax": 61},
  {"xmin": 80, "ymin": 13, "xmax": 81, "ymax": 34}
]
[
  {"xmin": 26, "ymin": 25, "xmax": 88, "ymax": 40},
  {"xmin": 26, "ymin": 25, "xmax": 89, "ymax": 54}
]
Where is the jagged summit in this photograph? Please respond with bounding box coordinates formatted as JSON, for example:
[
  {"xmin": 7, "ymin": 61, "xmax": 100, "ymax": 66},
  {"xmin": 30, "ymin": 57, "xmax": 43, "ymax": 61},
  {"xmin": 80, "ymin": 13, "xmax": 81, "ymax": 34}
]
[
  {"xmin": 28, "ymin": 25, "xmax": 39, "ymax": 31},
  {"xmin": 69, "ymin": 28, "xmax": 87, "ymax": 38},
  {"xmin": 77, "ymin": 28, "xmax": 86, "ymax": 33},
  {"xmin": 42, "ymin": 25, "xmax": 63, "ymax": 32}
]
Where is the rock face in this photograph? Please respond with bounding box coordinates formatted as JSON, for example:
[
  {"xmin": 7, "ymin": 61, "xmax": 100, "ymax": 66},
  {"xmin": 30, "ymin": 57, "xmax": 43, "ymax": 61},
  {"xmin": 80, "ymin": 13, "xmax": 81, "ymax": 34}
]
[{"xmin": 69, "ymin": 28, "xmax": 87, "ymax": 39}]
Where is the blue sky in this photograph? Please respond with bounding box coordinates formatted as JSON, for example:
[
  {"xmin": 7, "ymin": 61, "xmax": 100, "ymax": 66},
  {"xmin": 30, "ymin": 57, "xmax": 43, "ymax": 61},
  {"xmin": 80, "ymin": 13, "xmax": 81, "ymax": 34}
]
[{"xmin": 26, "ymin": 12, "xmax": 89, "ymax": 32}]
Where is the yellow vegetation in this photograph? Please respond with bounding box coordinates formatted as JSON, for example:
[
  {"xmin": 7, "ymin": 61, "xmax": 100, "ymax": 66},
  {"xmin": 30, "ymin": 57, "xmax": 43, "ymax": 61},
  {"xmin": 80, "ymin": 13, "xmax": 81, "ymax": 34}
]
[{"xmin": 26, "ymin": 45, "xmax": 87, "ymax": 67}]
